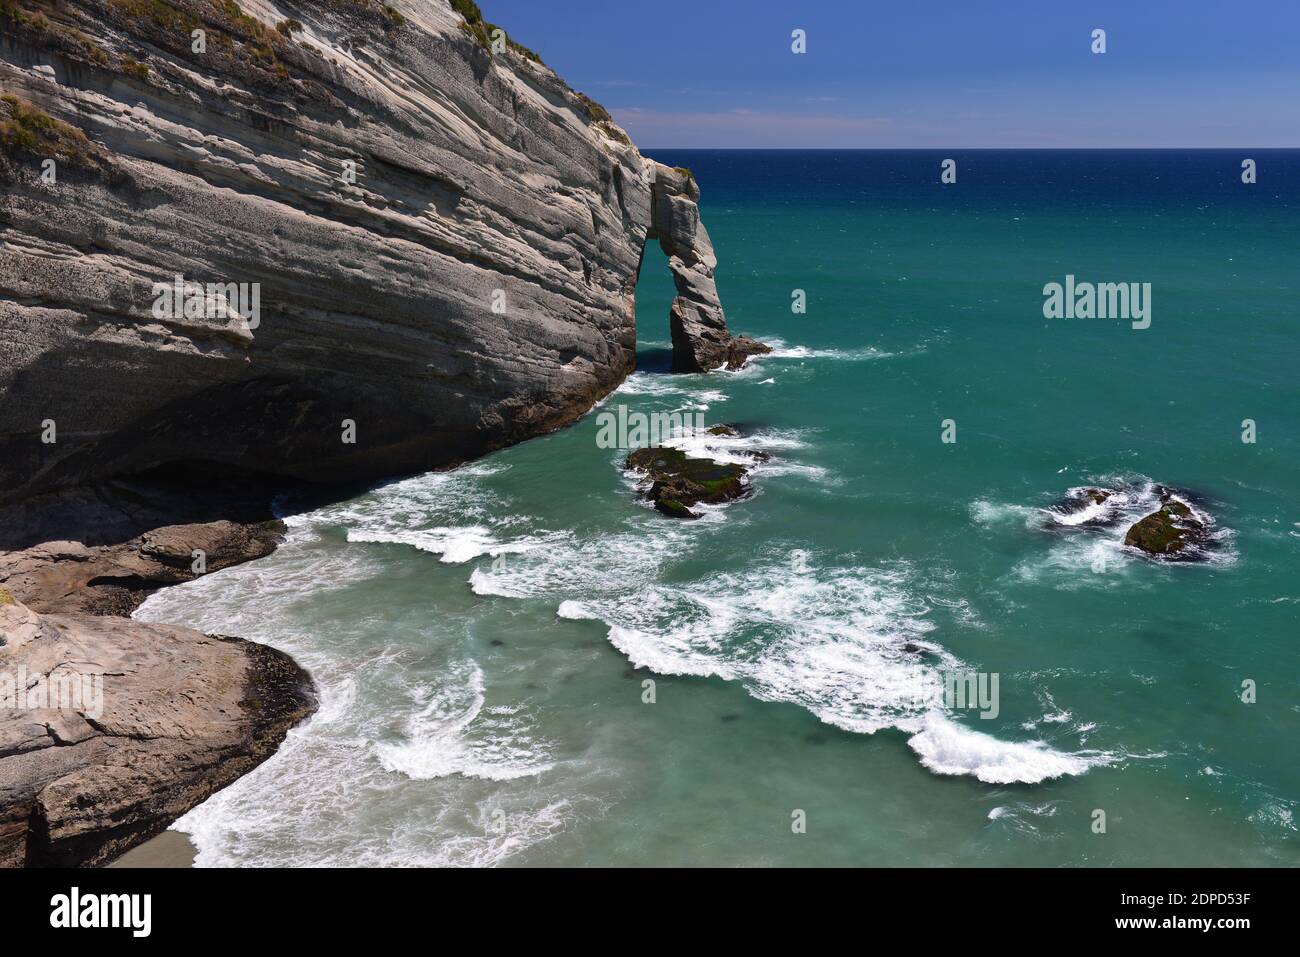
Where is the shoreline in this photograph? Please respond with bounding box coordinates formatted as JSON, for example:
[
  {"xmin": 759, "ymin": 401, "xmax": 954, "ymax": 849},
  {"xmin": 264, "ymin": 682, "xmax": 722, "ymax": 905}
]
[
  {"xmin": 107, "ymin": 830, "xmax": 197, "ymax": 869},
  {"xmin": 0, "ymin": 475, "xmax": 317, "ymax": 867}
]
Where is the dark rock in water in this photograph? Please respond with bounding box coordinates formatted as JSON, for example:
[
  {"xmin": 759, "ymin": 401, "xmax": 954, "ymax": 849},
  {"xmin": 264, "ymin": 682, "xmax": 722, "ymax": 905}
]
[
  {"xmin": 706, "ymin": 424, "xmax": 739, "ymax": 437},
  {"xmin": 654, "ymin": 497, "xmax": 700, "ymax": 520},
  {"xmin": 1046, "ymin": 487, "xmax": 1119, "ymax": 527},
  {"xmin": 723, "ymin": 336, "xmax": 773, "ymax": 370},
  {"xmin": 719, "ymin": 713, "xmax": 741, "ymax": 723},
  {"xmin": 625, "ymin": 447, "xmax": 750, "ymax": 519},
  {"xmin": 1124, "ymin": 499, "xmax": 1207, "ymax": 557},
  {"xmin": 1081, "ymin": 488, "xmax": 1112, "ymax": 506}
]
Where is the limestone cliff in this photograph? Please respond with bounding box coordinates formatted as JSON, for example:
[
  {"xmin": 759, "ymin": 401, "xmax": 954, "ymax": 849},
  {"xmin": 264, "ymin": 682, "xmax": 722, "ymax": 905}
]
[{"xmin": 0, "ymin": 0, "xmax": 764, "ymax": 506}]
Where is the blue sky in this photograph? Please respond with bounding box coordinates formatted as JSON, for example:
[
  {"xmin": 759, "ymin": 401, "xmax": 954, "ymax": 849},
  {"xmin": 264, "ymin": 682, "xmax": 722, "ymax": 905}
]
[{"xmin": 480, "ymin": 0, "xmax": 1300, "ymax": 147}]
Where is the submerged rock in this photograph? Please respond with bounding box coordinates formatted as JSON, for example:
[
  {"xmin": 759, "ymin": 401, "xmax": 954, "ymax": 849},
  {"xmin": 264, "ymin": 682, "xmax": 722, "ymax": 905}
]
[
  {"xmin": 1044, "ymin": 487, "xmax": 1120, "ymax": 527},
  {"xmin": 625, "ymin": 447, "xmax": 751, "ymax": 519},
  {"xmin": 1081, "ymin": 488, "xmax": 1112, "ymax": 506}
]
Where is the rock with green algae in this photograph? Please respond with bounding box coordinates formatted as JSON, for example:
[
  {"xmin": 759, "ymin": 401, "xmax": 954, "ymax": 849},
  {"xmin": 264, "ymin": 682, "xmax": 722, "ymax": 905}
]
[
  {"xmin": 625, "ymin": 447, "xmax": 750, "ymax": 519},
  {"xmin": 1124, "ymin": 498, "xmax": 1207, "ymax": 556}
]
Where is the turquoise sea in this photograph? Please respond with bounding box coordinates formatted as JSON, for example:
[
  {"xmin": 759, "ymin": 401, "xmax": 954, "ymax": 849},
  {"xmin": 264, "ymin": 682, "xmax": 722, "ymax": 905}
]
[{"xmin": 136, "ymin": 150, "xmax": 1299, "ymax": 866}]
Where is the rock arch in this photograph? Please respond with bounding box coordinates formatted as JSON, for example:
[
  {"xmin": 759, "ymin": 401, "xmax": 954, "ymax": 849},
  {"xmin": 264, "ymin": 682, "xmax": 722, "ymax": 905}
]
[{"xmin": 644, "ymin": 163, "xmax": 769, "ymax": 373}]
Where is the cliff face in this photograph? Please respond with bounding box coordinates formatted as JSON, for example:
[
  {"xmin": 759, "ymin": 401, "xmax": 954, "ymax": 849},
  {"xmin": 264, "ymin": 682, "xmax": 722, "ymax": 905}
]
[{"xmin": 0, "ymin": 0, "xmax": 759, "ymax": 507}]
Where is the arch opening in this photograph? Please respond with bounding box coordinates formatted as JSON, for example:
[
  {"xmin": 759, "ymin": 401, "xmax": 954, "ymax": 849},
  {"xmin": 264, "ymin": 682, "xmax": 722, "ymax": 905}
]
[{"xmin": 631, "ymin": 234, "xmax": 678, "ymax": 375}]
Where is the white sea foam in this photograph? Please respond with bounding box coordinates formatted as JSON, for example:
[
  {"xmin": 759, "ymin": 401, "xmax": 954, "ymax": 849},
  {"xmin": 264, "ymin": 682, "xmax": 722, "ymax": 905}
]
[
  {"xmin": 1041, "ymin": 486, "xmax": 1133, "ymax": 527},
  {"xmin": 375, "ymin": 662, "xmax": 555, "ymax": 782},
  {"xmin": 135, "ymin": 415, "xmax": 1129, "ymax": 868},
  {"xmin": 132, "ymin": 513, "xmax": 599, "ymax": 867},
  {"xmin": 482, "ymin": 535, "xmax": 1111, "ymax": 782},
  {"xmin": 292, "ymin": 462, "xmax": 575, "ymax": 565},
  {"xmin": 556, "ymin": 600, "xmax": 596, "ymax": 620},
  {"xmin": 661, "ymin": 426, "xmax": 831, "ymax": 483},
  {"xmin": 908, "ymin": 712, "xmax": 1115, "ymax": 784},
  {"xmin": 986, "ymin": 800, "xmax": 1065, "ymax": 833},
  {"xmin": 753, "ymin": 337, "xmax": 893, "ymax": 362},
  {"xmin": 614, "ymin": 372, "xmax": 727, "ymax": 404}
]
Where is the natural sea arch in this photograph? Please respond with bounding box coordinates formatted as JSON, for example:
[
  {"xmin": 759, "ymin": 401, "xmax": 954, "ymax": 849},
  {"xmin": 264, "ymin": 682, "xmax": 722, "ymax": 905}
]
[{"xmin": 631, "ymin": 237, "xmax": 680, "ymax": 373}]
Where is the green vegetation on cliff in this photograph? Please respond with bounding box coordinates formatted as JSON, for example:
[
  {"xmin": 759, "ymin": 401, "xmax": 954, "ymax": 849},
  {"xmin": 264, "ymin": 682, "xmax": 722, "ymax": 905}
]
[{"xmin": 0, "ymin": 94, "xmax": 99, "ymax": 168}]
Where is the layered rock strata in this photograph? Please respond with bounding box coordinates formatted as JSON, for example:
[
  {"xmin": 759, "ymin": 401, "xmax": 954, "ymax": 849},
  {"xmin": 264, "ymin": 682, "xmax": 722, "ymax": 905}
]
[{"xmin": 0, "ymin": 0, "xmax": 763, "ymax": 506}]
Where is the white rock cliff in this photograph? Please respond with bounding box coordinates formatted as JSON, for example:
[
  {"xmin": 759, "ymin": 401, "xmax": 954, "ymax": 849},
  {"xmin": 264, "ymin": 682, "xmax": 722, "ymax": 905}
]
[{"xmin": 0, "ymin": 0, "xmax": 764, "ymax": 504}]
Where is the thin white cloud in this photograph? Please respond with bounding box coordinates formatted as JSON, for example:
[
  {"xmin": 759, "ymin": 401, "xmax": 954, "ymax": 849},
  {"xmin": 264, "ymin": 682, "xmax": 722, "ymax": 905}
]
[{"xmin": 613, "ymin": 107, "xmax": 894, "ymax": 134}]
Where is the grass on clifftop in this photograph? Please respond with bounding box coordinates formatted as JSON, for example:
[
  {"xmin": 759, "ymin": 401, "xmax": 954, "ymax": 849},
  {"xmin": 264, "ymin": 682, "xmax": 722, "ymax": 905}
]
[
  {"xmin": 447, "ymin": 2, "xmax": 631, "ymax": 146},
  {"xmin": 98, "ymin": 0, "xmax": 403, "ymax": 89},
  {"xmin": 573, "ymin": 91, "xmax": 631, "ymax": 145},
  {"xmin": 451, "ymin": 0, "xmax": 543, "ymax": 63}
]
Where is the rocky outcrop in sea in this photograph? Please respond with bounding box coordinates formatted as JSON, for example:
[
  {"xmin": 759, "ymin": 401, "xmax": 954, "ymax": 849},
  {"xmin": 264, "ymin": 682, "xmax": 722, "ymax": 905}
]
[
  {"xmin": 1123, "ymin": 487, "xmax": 1212, "ymax": 558},
  {"xmin": 1042, "ymin": 482, "xmax": 1221, "ymax": 561}
]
